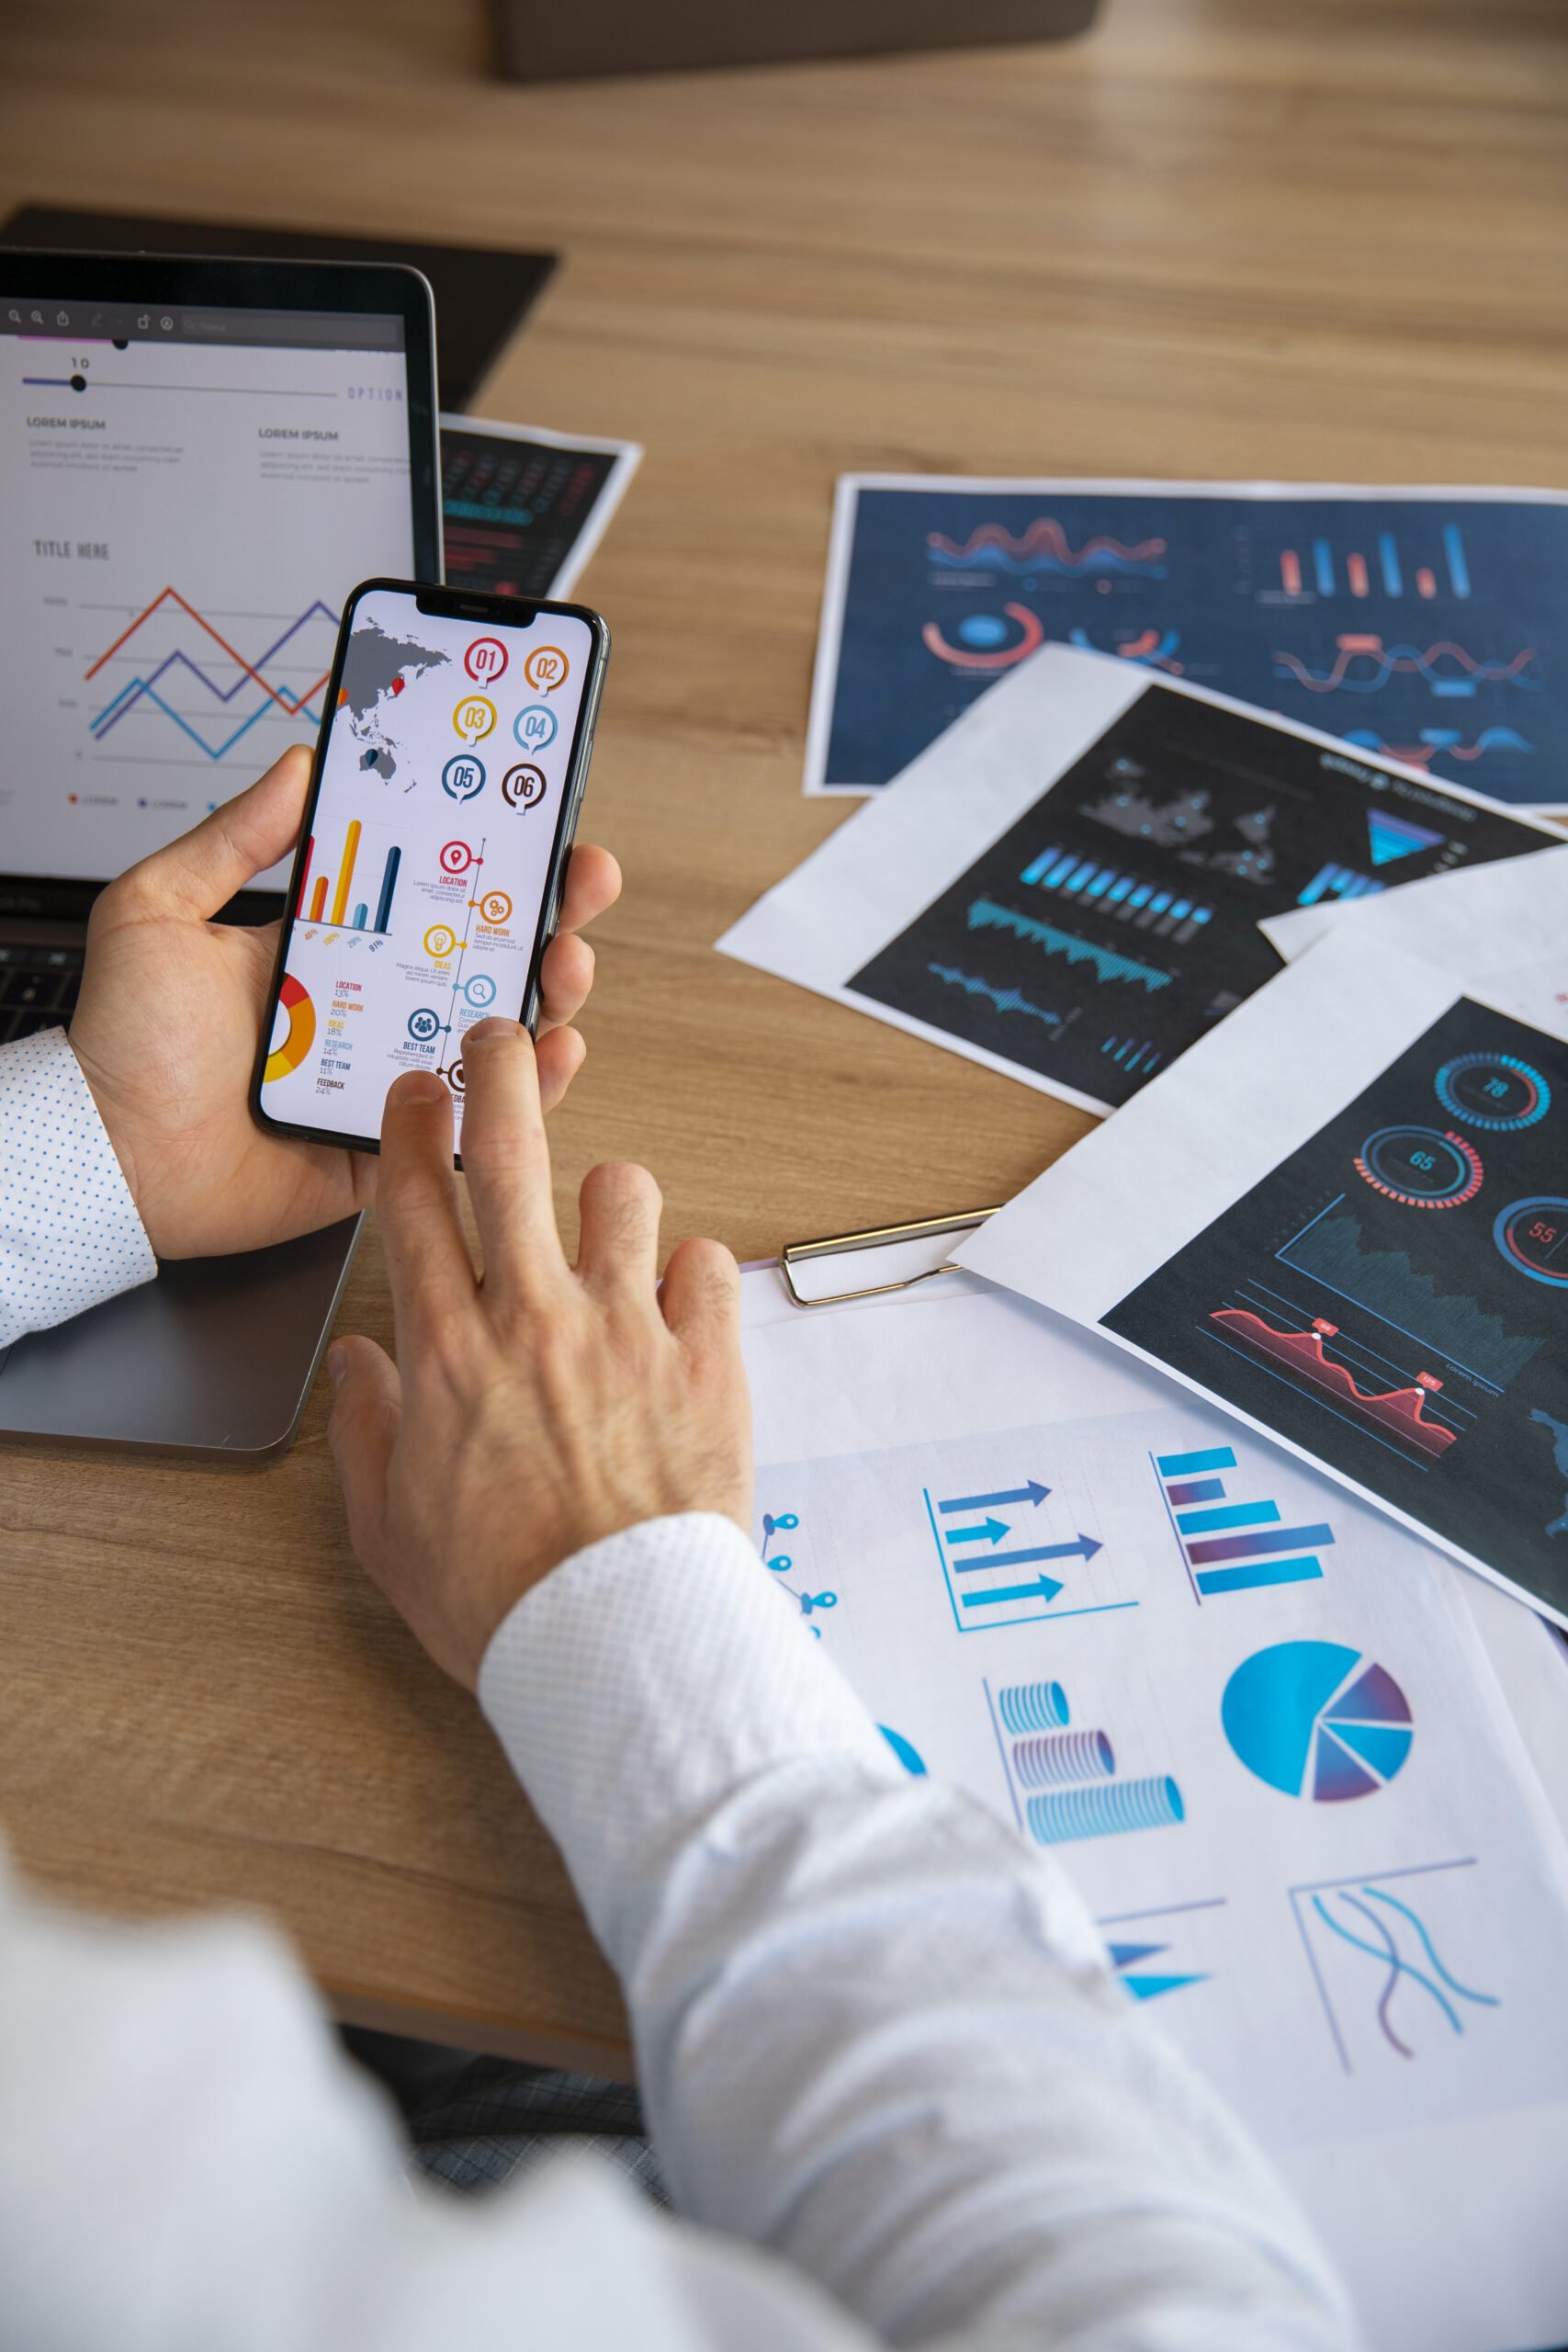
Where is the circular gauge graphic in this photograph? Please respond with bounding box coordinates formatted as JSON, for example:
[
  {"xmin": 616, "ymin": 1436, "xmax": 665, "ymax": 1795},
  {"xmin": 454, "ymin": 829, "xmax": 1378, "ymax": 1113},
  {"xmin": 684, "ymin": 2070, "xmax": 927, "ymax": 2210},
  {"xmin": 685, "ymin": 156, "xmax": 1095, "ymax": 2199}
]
[
  {"xmin": 406, "ymin": 1005, "xmax": 443, "ymax": 1044},
  {"xmin": 513, "ymin": 703, "xmax": 558, "ymax": 752},
  {"xmin": 263, "ymin": 974, "xmax": 315, "ymax": 1082},
  {"xmin": 921, "ymin": 601, "xmax": 1044, "ymax": 673},
  {"xmin": 501, "ymin": 763, "xmax": 546, "ymax": 811},
  {"xmin": 524, "ymin": 645, "xmax": 570, "ymax": 694},
  {"xmin": 1493, "ymin": 1198, "xmax": 1568, "ymax": 1287},
  {"xmin": 1434, "ymin": 1050, "xmax": 1550, "ymax": 1131},
  {"xmin": 441, "ymin": 753, "xmax": 486, "ymax": 801},
  {"xmin": 1352, "ymin": 1125, "xmax": 1483, "ymax": 1208},
  {"xmin": 464, "ymin": 636, "xmax": 509, "ymax": 684}
]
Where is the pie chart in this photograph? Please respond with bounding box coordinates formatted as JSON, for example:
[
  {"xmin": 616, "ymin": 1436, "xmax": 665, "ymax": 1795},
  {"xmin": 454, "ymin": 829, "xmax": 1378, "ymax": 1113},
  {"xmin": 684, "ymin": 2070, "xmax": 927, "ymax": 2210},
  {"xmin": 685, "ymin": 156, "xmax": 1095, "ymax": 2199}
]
[
  {"xmin": 263, "ymin": 973, "xmax": 315, "ymax": 1083},
  {"xmin": 1221, "ymin": 1640, "xmax": 1412, "ymax": 1804}
]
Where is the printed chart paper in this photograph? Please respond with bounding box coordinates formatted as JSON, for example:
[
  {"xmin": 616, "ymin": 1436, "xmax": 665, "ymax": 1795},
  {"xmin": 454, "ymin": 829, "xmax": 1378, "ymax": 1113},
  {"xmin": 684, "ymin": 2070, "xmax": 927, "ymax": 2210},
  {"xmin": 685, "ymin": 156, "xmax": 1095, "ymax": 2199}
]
[
  {"xmin": 1261, "ymin": 833, "xmax": 1568, "ymax": 973},
  {"xmin": 439, "ymin": 413, "xmax": 641, "ymax": 601},
  {"xmin": 740, "ymin": 1265, "xmax": 1568, "ymax": 2352},
  {"xmin": 805, "ymin": 474, "xmax": 1568, "ymax": 807},
  {"xmin": 958, "ymin": 933, "xmax": 1568, "ymax": 1624},
  {"xmin": 725, "ymin": 646, "xmax": 1553, "ymax": 1117}
]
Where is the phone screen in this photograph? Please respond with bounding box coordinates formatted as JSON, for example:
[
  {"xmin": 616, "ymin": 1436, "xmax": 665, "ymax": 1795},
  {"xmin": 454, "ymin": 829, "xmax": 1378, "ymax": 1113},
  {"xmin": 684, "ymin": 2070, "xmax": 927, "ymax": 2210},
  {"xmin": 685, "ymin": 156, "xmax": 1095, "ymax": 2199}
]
[{"xmin": 258, "ymin": 585, "xmax": 599, "ymax": 1148}]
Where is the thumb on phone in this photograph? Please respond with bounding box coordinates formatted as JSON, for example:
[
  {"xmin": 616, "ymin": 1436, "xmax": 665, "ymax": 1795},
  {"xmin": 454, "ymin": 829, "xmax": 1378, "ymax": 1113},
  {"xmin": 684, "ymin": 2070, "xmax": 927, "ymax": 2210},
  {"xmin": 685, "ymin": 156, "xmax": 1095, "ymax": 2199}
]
[{"xmin": 117, "ymin": 745, "xmax": 313, "ymax": 923}]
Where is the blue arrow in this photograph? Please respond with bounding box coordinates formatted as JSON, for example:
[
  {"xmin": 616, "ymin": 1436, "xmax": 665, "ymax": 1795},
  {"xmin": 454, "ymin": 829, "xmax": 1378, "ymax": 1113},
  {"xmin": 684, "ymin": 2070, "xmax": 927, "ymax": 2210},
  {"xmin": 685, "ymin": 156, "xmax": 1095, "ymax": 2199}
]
[
  {"xmin": 938, "ymin": 1479, "xmax": 1050, "ymax": 1513},
  {"xmin": 945, "ymin": 1516, "xmax": 1010, "ymax": 1547},
  {"xmin": 952, "ymin": 1534, "xmax": 1102, "ymax": 1577},
  {"xmin": 964, "ymin": 1574, "xmax": 1064, "ymax": 1609}
]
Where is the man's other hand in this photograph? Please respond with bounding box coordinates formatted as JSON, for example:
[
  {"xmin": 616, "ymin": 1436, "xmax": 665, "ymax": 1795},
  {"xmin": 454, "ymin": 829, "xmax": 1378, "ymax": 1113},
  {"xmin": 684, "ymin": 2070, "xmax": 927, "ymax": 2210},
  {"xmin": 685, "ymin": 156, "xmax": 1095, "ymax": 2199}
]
[
  {"xmin": 326, "ymin": 1023, "xmax": 752, "ymax": 1688},
  {"xmin": 68, "ymin": 748, "xmax": 620, "ymax": 1259}
]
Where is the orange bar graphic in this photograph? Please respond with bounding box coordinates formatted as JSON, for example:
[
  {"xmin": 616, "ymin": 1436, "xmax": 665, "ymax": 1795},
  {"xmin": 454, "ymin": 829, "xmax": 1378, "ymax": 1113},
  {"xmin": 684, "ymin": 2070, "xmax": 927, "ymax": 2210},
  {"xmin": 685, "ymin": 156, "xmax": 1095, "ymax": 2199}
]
[
  {"xmin": 1347, "ymin": 552, "xmax": 1370, "ymax": 597},
  {"xmin": 309, "ymin": 874, "xmax": 328, "ymax": 921},
  {"xmin": 1416, "ymin": 567, "xmax": 1438, "ymax": 597},
  {"xmin": 329, "ymin": 820, "xmax": 362, "ymax": 928},
  {"xmin": 1280, "ymin": 548, "xmax": 1302, "ymax": 596}
]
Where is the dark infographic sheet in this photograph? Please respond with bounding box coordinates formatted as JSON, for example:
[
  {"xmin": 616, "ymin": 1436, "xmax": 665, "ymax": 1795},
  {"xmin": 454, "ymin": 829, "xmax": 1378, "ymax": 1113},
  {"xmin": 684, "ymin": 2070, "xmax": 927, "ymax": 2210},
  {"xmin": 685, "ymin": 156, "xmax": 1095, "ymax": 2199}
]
[
  {"xmin": 1105, "ymin": 1000, "xmax": 1568, "ymax": 1617},
  {"xmin": 848, "ymin": 685, "xmax": 1544, "ymax": 1112},
  {"xmin": 813, "ymin": 480, "xmax": 1568, "ymax": 806}
]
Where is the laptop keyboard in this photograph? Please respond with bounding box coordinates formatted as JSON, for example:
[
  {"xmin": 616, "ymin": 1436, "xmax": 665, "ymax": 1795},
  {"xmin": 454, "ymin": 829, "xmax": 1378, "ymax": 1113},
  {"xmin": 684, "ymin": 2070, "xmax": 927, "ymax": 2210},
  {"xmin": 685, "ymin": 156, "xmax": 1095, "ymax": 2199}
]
[{"xmin": 0, "ymin": 944, "xmax": 84, "ymax": 1045}]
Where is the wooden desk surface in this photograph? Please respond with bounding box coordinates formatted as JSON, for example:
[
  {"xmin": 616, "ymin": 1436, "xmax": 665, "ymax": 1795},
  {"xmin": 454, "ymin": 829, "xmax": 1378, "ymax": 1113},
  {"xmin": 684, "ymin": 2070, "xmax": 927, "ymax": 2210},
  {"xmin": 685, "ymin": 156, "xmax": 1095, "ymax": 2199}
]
[{"xmin": 1, "ymin": 0, "xmax": 1563, "ymax": 2074}]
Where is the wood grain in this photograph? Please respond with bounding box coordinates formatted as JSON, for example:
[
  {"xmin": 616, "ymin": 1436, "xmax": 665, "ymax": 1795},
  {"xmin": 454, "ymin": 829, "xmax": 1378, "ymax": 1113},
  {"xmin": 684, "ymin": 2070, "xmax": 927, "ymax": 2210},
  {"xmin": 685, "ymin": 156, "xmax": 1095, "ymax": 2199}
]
[{"xmin": 0, "ymin": 0, "xmax": 1563, "ymax": 2068}]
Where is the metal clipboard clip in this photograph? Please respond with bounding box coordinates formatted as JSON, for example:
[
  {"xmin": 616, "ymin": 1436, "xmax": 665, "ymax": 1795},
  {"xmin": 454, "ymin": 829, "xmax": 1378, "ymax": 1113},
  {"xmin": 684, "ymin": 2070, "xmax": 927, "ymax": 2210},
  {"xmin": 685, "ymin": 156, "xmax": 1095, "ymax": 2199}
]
[{"xmin": 779, "ymin": 1206, "xmax": 1001, "ymax": 1310}]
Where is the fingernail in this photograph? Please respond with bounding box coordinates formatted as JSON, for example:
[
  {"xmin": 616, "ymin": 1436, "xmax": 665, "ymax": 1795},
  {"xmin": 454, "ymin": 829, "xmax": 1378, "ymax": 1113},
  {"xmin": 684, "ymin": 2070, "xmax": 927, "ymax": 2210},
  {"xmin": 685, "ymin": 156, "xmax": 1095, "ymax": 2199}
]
[
  {"xmin": 392, "ymin": 1071, "xmax": 449, "ymax": 1103},
  {"xmin": 327, "ymin": 1343, "xmax": 347, "ymax": 1390},
  {"xmin": 465, "ymin": 1017, "xmax": 525, "ymax": 1046}
]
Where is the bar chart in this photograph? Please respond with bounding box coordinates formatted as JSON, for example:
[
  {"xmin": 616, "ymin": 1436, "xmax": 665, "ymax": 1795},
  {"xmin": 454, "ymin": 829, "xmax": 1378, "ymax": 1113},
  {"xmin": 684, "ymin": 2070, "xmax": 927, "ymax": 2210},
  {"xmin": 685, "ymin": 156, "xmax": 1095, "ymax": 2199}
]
[
  {"xmin": 1020, "ymin": 843, "xmax": 1214, "ymax": 945},
  {"xmin": 1151, "ymin": 1442, "xmax": 1335, "ymax": 1600},
  {"xmin": 296, "ymin": 820, "xmax": 403, "ymax": 936},
  {"xmin": 986, "ymin": 1676, "xmax": 1186, "ymax": 1846},
  {"xmin": 1275, "ymin": 523, "xmax": 1472, "ymax": 603}
]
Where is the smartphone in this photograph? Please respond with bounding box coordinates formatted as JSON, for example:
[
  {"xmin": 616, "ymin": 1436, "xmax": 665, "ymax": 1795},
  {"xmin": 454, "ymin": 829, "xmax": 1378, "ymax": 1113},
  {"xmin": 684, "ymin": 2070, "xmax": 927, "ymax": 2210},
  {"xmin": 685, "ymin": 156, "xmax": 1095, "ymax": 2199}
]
[{"xmin": 252, "ymin": 578, "xmax": 609, "ymax": 1159}]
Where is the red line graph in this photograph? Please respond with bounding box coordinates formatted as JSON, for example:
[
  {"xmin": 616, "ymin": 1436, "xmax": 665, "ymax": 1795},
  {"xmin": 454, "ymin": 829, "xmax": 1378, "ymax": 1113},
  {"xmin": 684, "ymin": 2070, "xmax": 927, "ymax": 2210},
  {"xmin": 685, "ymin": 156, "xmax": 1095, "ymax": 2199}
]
[
  {"xmin": 926, "ymin": 520, "xmax": 1167, "ymax": 567},
  {"xmin": 84, "ymin": 585, "xmax": 331, "ymax": 718},
  {"xmin": 1272, "ymin": 637, "xmax": 1539, "ymax": 695},
  {"xmin": 1212, "ymin": 1307, "xmax": 1457, "ymax": 1459}
]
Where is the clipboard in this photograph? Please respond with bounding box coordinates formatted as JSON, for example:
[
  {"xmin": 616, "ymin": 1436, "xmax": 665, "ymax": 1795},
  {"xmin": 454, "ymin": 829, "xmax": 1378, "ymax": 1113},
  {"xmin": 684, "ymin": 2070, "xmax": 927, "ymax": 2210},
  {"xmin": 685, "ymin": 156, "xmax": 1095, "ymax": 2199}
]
[{"xmin": 777, "ymin": 1205, "xmax": 998, "ymax": 1308}]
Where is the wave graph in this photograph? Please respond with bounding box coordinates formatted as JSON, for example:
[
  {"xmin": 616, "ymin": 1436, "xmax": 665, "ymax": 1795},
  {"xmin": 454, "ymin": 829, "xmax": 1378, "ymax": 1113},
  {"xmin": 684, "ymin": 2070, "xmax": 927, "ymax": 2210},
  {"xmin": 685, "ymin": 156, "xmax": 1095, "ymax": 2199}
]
[
  {"xmin": 926, "ymin": 964, "xmax": 1064, "ymax": 1030},
  {"xmin": 1272, "ymin": 635, "xmax": 1540, "ymax": 697},
  {"xmin": 927, "ymin": 518, "xmax": 1168, "ymax": 576},
  {"xmin": 1209, "ymin": 1306, "xmax": 1457, "ymax": 1458},
  {"xmin": 1277, "ymin": 1202, "xmax": 1541, "ymax": 1389},
  {"xmin": 966, "ymin": 899, "xmax": 1174, "ymax": 994},
  {"xmin": 85, "ymin": 586, "xmax": 336, "ymax": 762}
]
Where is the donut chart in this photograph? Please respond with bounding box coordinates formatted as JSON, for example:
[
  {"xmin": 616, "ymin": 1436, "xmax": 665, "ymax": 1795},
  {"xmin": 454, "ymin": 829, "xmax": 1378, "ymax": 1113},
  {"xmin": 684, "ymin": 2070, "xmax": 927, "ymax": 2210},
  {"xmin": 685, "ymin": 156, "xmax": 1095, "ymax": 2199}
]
[
  {"xmin": 1435, "ymin": 1050, "xmax": 1550, "ymax": 1132},
  {"xmin": 1352, "ymin": 1125, "xmax": 1483, "ymax": 1208},
  {"xmin": 264, "ymin": 974, "xmax": 316, "ymax": 1082},
  {"xmin": 1493, "ymin": 1198, "xmax": 1568, "ymax": 1287}
]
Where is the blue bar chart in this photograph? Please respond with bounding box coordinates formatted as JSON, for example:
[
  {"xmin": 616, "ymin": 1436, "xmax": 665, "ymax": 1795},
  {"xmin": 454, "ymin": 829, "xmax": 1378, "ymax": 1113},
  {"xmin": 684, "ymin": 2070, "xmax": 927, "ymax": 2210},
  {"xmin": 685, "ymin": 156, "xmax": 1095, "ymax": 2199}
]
[
  {"xmin": 1020, "ymin": 843, "xmax": 1213, "ymax": 944},
  {"xmin": 1152, "ymin": 1444, "xmax": 1335, "ymax": 1600},
  {"xmin": 987, "ymin": 1678, "xmax": 1185, "ymax": 1846}
]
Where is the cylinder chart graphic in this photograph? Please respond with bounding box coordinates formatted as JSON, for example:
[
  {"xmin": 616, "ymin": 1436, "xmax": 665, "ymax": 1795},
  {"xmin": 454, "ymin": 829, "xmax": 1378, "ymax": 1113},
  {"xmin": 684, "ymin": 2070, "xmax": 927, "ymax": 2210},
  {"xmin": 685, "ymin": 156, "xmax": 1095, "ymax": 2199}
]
[
  {"xmin": 1026, "ymin": 1777, "xmax": 1185, "ymax": 1845},
  {"xmin": 1013, "ymin": 1730, "xmax": 1115, "ymax": 1788},
  {"xmin": 998, "ymin": 1680, "xmax": 1070, "ymax": 1736}
]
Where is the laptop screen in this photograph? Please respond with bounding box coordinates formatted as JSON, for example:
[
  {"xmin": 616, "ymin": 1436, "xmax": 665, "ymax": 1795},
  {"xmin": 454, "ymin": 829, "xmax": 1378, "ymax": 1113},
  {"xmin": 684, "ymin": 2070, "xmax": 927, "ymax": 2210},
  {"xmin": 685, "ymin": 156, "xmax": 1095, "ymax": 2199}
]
[{"xmin": 1, "ymin": 295, "xmax": 417, "ymax": 888}]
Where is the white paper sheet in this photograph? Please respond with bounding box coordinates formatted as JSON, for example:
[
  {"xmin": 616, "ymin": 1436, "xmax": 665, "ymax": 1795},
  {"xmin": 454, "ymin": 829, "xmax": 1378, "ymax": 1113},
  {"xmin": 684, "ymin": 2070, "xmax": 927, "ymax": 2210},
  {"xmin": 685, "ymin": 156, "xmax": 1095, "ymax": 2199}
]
[
  {"xmin": 723, "ymin": 645, "xmax": 1554, "ymax": 1120},
  {"xmin": 957, "ymin": 931, "xmax": 1568, "ymax": 1628},
  {"xmin": 438, "ymin": 412, "xmax": 642, "ymax": 596},
  {"xmin": 740, "ymin": 1261, "xmax": 1568, "ymax": 2352},
  {"xmin": 1263, "ymin": 835, "xmax": 1568, "ymax": 972}
]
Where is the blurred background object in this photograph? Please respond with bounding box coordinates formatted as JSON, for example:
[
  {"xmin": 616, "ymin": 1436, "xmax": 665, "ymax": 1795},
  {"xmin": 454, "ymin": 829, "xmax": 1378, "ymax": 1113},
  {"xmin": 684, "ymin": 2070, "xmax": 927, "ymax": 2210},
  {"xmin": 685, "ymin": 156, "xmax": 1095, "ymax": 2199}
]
[{"xmin": 491, "ymin": 0, "xmax": 1101, "ymax": 82}]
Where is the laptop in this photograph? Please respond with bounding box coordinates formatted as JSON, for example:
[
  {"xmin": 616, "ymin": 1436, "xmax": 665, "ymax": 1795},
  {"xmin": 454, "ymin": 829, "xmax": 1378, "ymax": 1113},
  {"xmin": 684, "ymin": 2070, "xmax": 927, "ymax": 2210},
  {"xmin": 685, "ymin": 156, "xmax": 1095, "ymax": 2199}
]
[{"xmin": 0, "ymin": 251, "xmax": 442, "ymax": 1456}]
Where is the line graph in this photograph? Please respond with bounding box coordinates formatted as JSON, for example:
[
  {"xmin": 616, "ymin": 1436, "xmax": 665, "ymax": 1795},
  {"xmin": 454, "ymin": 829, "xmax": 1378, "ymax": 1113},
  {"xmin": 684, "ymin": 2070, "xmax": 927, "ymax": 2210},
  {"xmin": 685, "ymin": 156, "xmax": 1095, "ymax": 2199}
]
[
  {"xmin": 1272, "ymin": 635, "xmax": 1540, "ymax": 697},
  {"xmin": 926, "ymin": 519, "xmax": 1168, "ymax": 576},
  {"xmin": 1342, "ymin": 726, "xmax": 1534, "ymax": 769},
  {"xmin": 966, "ymin": 899, "xmax": 1174, "ymax": 993},
  {"xmin": 926, "ymin": 964, "xmax": 1065, "ymax": 1030},
  {"xmin": 1277, "ymin": 1199, "xmax": 1541, "ymax": 1389},
  {"xmin": 1209, "ymin": 1305, "xmax": 1458, "ymax": 1458},
  {"xmin": 85, "ymin": 588, "xmax": 336, "ymax": 760},
  {"xmin": 1292, "ymin": 1860, "xmax": 1498, "ymax": 2071}
]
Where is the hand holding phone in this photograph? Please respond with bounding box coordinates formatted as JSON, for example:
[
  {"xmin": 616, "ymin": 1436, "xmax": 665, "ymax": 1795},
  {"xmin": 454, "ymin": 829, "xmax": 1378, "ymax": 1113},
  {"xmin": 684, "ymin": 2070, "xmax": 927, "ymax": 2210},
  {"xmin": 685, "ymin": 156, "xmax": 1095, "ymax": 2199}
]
[{"xmin": 252, "ymin": 580, "xmax": 608, "ymax": 1161}]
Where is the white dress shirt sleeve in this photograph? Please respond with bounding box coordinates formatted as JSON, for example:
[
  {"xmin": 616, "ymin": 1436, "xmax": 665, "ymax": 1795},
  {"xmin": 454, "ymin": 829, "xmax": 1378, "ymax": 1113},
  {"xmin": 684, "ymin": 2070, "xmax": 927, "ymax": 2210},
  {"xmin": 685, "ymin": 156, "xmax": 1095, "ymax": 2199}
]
[
  {"xmin": 0, "ymin": 1025, "xmax": 155, "ymax": 1347},
  {"xmin": 480, "ymin": 1513, "xmax": 1358, "ymax": 2351}
]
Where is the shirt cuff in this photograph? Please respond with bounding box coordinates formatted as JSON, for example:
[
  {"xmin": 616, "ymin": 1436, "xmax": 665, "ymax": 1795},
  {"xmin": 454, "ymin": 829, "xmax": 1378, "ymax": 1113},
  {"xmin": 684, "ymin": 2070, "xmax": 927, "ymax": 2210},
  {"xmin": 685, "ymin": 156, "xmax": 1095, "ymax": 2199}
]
[
  {"xmin": 477, "ymin": 1512, "xmax": 899, "ymax": 1957},
  {"xmin": 0, "ymin": 1026, "xmax": 157, "ymax": 1350}
]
